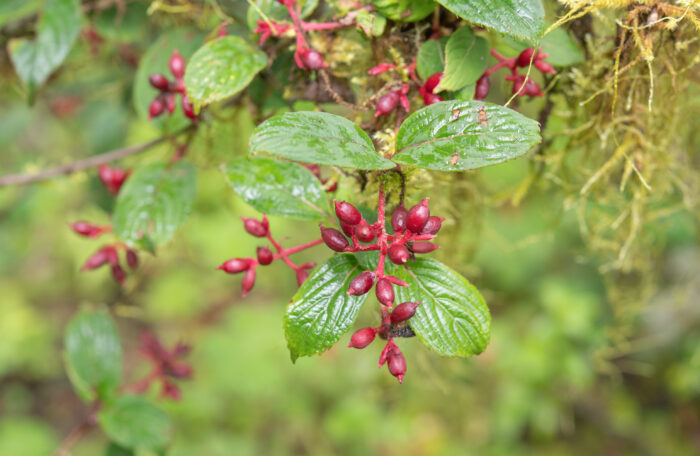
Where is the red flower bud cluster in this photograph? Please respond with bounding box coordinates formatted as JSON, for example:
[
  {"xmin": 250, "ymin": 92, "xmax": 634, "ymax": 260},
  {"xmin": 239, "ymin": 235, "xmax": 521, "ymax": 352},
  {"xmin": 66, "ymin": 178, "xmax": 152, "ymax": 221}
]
[
  {"xmin": 374, "ymin": 84, "xmax": 410, "ymax": 117},
  {"xmin": 79, "ymin": 243, "xmax": 139, "ymax": 285},
  {"xmin": 217, "ymin": 214, "xmax": 322, "ymax": 296},
  {"xmin": 419, "ymin": 72, "xmax": 444, "ymax": 106},
  {"xmin": 147, "ymin": 50, "xmax": 197, "ymax": 121},
  {"xmin": 129, "ymin": 332, "xmax": 193, "ymax": 401},
  {"xmin": 475, "ymin": 47, "xmax": 555, "ymax": 100},
  {"xmin": 98, "ymin": 164, "xmax": 130, "ymax": 195}
]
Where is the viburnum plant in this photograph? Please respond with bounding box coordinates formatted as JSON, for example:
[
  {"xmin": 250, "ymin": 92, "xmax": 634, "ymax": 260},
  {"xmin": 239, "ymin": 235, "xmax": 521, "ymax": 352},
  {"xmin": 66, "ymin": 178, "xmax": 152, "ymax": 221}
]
[{"xmin": 12, "ymin": 0, "xmax": 696, "ymax": 452}]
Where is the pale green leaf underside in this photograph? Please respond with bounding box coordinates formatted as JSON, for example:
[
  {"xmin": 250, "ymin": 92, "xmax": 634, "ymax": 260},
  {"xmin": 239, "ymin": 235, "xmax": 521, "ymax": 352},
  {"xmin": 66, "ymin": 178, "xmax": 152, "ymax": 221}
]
[
  {"xmin": 394, "ymin": 100, "xmax": 541, "ymax": 171},
  {"xmin": 112, "ymin": 161, "xmax": 196, "ymax": 249},
  {"xmin": 250, "ymin": 111, "xmax": 395, "ymax": 170},
  {"xmin": 99, "ymin": 395, "xmax": 172, "ymax": 451},
  {"xmin": 436, "ymin": 0, "xmax": 544, "ymax": 42},
  {"xmin": 393, "ymin": 258, "xmax": 490, "ymax": 357},
  {"xmin": 222, "ymin": 157, "xmax": 329, "ymax": 220},
  {"xmin": 185, "ymin": 36, "xmax": 267, "ymax": 110},
  {"xmin": 285, "ymin": 254, "xmax": 369, "ymax": 361}
]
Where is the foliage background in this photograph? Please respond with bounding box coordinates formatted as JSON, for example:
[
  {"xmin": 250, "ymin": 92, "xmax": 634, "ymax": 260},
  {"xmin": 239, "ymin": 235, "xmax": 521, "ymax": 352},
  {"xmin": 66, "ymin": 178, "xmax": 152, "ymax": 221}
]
[{"xmin": 1, "ymin": 0, "xmax": 700, "ymax": 455}]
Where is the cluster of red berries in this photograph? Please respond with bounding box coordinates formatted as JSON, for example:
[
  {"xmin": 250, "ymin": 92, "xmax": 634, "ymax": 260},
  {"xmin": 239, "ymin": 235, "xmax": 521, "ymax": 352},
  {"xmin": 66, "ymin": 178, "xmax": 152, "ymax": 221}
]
[
  {"xmin": 419, "ymin": 72, "xmax": 444, "ymax": 106},
  {"xmin": 475, "ymin": 47, "xmax": 556, "ymax": 100},
  {"xmin": 98, "ymin": 164, "xmax": 130, "ymax": 195},
  {"xmin": 319, "ymin": 188, "xmax": 442, "ymax": 382},
  {"xmin": 374, "ymin": 84, "xmax": 410, "ymax": 117},
  {"xmin": 147, "ymin": 50, "xmax": 196, "ymax": 120},
  {"xmin": 74, "ymin": 223, "xmax": 139, "ymax": 285},
  {"xmin": 129, "ymin": 332, "xmax": 193, "ymax": 401},
  {"xmin": 217, "ymin": 215, "xmax": 323, "ymax": 296}
]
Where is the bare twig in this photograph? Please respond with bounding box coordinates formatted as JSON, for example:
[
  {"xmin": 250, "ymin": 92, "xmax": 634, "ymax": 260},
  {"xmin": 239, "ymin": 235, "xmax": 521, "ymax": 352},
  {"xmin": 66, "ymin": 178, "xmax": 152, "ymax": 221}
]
[{"xmin": 0, "ymin": 125, "xmax": 196, "ymax": 188}]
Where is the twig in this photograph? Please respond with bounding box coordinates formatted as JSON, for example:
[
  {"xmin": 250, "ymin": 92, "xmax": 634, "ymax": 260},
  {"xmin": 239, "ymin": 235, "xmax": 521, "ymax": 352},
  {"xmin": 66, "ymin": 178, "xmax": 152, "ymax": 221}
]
[
  {"xmin": 0, "ymin": 125, "xmax": 196, "ymax": 188},
  {"xmin": 55, "ymin": 404, "xmax": 99, "ymax": 456}
]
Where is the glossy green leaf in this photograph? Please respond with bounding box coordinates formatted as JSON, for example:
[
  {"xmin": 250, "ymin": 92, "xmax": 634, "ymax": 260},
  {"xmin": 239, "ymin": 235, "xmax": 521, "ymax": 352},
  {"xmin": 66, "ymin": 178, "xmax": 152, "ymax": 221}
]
[
  {"xmin": 373, "ymin": 0, "xmax": 435, "ymax": 22},
  {"xmin": 436, "ymin": 27, "xmax": 489, "ymax": 92},
  {"xmin": 250, "ymin": 111, "xmax": 395, "ymax": 170},
  {"xmin": 437, "ymin": 0, "xmax": 544, "ymax": 43},
  {"xmin": 99, "ymin": 395, "xmax": 171, "ymax": 451},
  {"xmin": 8, "ymin": 0, "xmax": 81, "ymax": 96},
  {"xmin": 113, "ymin": 161, "xmax": 196, "ymax": 250},
  {"xmin": 104, "ymin": 443, "xmax": 135, "ymax": 456},
  {"xmin": 393, "ymin": 258, "xmax": 490, "ymax": 356},
  {"xmin": 416, "ymin": 38, "xmax": 447, "ymax": 80},
  {"xmin": 222, "ymin": 157, "xmax": 328, "ymax": 220},
  {"xmin": 246, "ymin": 0, "xmax": 318, "ymax": 31},
  {"xmin": 394, "ymin": 100, "xmax": 541, "ymax": 171},
  {"xmin": 64, "ymin": 310, "xmax": 122, "ymax": 402},
  {"xmin": 184, "ymin": 36, "xmax": 267, "ymax": 111},
  {"xmin": 132, "ymin": 29, "xmax": 204, "ymax": 132},
  {"xmin": 285, "ymin": 254, "xmax": 369, "ymax": 362}
]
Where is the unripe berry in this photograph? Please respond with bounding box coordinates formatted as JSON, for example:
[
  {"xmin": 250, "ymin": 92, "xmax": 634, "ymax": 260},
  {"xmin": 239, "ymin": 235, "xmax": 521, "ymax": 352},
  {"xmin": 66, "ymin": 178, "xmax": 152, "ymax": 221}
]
[
  {"xmin": 423, "ymin": 92, "xmax": 443, "ymax": 106},
  {"xmin": 391, "ymin": 204, "xmax": 408, "ymax": 233},
  {"xmin": 375, "ymin": 278, "xmax": 394, "ymax": 306},
  {"xmin": 126, "ymin": 249, "xmax": 139, "ymax": 269},
  {"xmin": 149, "ymin": 97, "xmax": 164, "ymax": 119},
  {"xmin": 388, "ymin": 244, "xmax": 410, "ymax": 265},
  {"xmin": 111, "ymin": 264, "xmax": 126, "ymax": 285},
  {"xmin": 242, "ymin": 217, "xmax": 268, "ymax": 237},
  {"xmin": 355, "ymin": 223, "xmax": 375, "ymax": 242},
  {"xmin": 182, "ymin": 96, "xmax": 196, "ymax": 119},
  {"xmin": 334, "ymin": 201, "xmax": 362, "ymax": 225},
  {"xmin": 217, "ymin": 258, "xmax": 250, "ymax": 274},
  {"xmin": 475, "ymin": 74, "xmax": 490, "ymax": 100},
  {"xmin": 348, "ymin": 327, "xmax": 376, "ymax": 349},
  {"xmin": 387, "ymin": 349, "xmax": 407, "ymax": 383},
  {"xmin": 406, "ymin": 198, "xmax": 430, "ymax": 233},
  {"xmin": 257, "ymin": 246, "xmax": 273, "ymax": 265},
  {"xmin": 169, "ymin": 50, "xmax": 185, "ymax": 79},
  {"xmin": 299, "ymin": 48, "xmax": 326, "ymax": 70},
  {"xmin": 421, "ymin": 216, "xmax": 443, "ymax": 235},
  {"xmin": 375, "ymin": 91, "xmax": 399, "ymax": 117},
  {"xmin": 296, "ymin": 269, "xmax": 310, "ymax": 286},
  {"xmin": 148, "ymin": 73, "xmax": 170, "ymax": 91},
  {"xmin": 390, "ymin": 301, "xmax": 420, "ymax": 323},
  {"xmin": 348, "ymin": 271, "xmax": 375, "ymax": 296},
  {"xmin": 516, "ymin": 47, "xmax": 536, "ymax": 67},
  {"xmin": 241, "ymin": 268, "xmax": 256, "ymax": 297},
  {"xmin": 320, "ymin": 226, "xmax": 349, "ymax": 252},
  {"xmin": 411, "ymin": 242, "xmax": 439, "ymax": 253}
]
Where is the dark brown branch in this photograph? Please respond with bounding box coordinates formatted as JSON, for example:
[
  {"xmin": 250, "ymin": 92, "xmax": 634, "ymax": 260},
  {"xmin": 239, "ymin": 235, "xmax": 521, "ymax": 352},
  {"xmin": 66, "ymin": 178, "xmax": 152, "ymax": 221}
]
[{"xmin": 0, "ymin": 125, "xmax": 196, "ymax": 188}]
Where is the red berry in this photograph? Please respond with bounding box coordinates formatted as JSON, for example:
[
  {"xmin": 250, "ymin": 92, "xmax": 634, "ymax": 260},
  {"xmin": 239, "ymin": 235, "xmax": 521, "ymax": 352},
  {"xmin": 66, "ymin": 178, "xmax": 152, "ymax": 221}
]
[
  {"xmin": 388, "ymin": 244, "xmax": 410, "ymax": 265},
  {"xmin": 241, "ymin": 268, "xmax": 256, "ymax": 297},
  {"xmin": 406, "ymin": 198, "xmax": 430, "ymax": 233},
  {"xmin": 166, "ymin": 363, "xmax": 193, "ymax": 379},
  {"xmin": 71, "ymin": 221, "xmax": 101, "ymax": 237},
  {"xmin": 164, "ymin": 93, "xmax": 176, "ymax": 114},
  {"xmin": 217, "ymin": 258, "xmax": 250, "ymax": 274},
  {"xmin": 126, "ymin": 249, "xmax": 139, "ymax": 269},
  {"xmin": 423, "ymin": 72, "xmax": 443, "ymax": 93},
  {"xmin": 348, "ymin": 327, "xmax": 376, "ymax": 349},
  {"xmin": 320, "ymin": 226, "xmax": 349, "ymax": 252},
  {"xmin": 391, "ymin": 204, "xmax": 408, "ymax": 233},
  {"xmin": 168, "ymin": 79, "xmax": 186, "ymax": 93},
  {"xmin": 148, "ymin": 73, "xmax": 169, "ymax": 91},
  {"xmin": 182, "ymin": 96, "xmax": 196, "ymax": 119},
  {"xmin": 390, "ymin": 301, "xmax": 420, "ymax": 323},
  {"xmin": 348, "ymin": 271, "xmax": 375, "ymax": 296},
  {"xmin": 423, "ymin": 92, "xmax": 443, "ymax": 106},
  {"xmin": 339, "ymin": 222, "xmax": 355, "ymax": 238},
  {"xmin": 299, "ymin": 48, "xmax": 326, "ymax": 70},
  {"xmin": 111, "ymin": 264, "xmax": 126, "ymax": 285},
  {"xmin": 421, "ymin": 216, "xmax": 443, "ymax": 235},
  {"xmin": 375, "ymin": 278, "xmax": 394, "ymax": 306},
  {"xmin": 534, "ymin": 60, "xmax": 556, "ymax": 74},
  {"xmin": 257, "ymin": 246, "xmax": 273, "ymax": 265},
  {"xmin": 521, "ymin": 78, "xmax": 543, "ymax": 97},
  {"xmin": 411, "ymin": 242, "xmax": 439, "ymax": 253},
  {"xmin": 169, "ymin": 50, "xmax": 185, "ymax": 79},
  {"xmin": 516, "ymin": 47, "xmax": 536, "ymax": 67},
  {"xmin": 296, "ymin": 269, "xmax": 310, "ymax": 286},
  {"xmin": 242, "ymin": 217, "xmax": 268, "ymax": 237},
  {"xmin": 334, "ymin": 201, "xmax": 362, "ymax": 225},
  {"xmin": 355, "ymin": 223, "xmax": 375, "ymax": 242},
  {"xmin": 475, "ymin": 74, "xmax": 490, "ymax": 100},
  {"xmin": 387, "ymin": 348, "xmax": 406, "ymax": 383},
  {"xmin": 81, "ymin": 249, "xmax": 109, "ymax": 271},
  {"xmin": 375, "ymin": 91, "xmax": 400, "ymax": 117},
  {"xmin": 149, "ymin": 97, "xmax": 164, "ymax": 119}
]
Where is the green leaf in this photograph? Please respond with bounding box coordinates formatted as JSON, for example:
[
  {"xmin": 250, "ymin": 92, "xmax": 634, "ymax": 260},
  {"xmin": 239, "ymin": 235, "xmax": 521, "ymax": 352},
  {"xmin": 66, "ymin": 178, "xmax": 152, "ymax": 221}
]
[
  {"xmin": 394, "ymin": 100, "xmax": 541, "ymax": 171},
  {"xmin": 436, "ymin": 27, "xmax": 489, "ymax": 92},
  {"xmin": 393, "ymin": 258, "xmax": 490, "ymax": 356},
  {"xmin": 250, "ymin": 111, "xmax": 395, "ymax": 170},
  {"xmin": 285, "ymin": 254, "xmax": 369, "ymax": 362},
  {"xmin": 104, "ymin": 443, "xmax": 135, "ymax": 456},
  {"xmin": 64, "ymin": 310, "xmax": 122, "ymax": 402},
  {"xmin": 8, "ymin": 0, "xmax": 81, "ymax": 96},
  {"xmin": 184, "ymin": 36, "xmax": 267, "ymax": 111},
  {"xmin": 99, "ymin": 395, "xmax": 172, "ymax": 451},
  {"xmin": 436, "ymin": 0, "xmax": 544, "ymax": 43},
  {"xmin": 132, "ymin": 29, "xmax": 204, "ymax": 132},
  {"xmin": 355, "ymin": 10, "xmax": 387, "ymax": 37},
  {"xmin": 541, "ymin": 27, "xmax": 585, "ymax": 67},
  {"xmin": 372, "ymin": 0, "xmax": 435, "ymax": 22},
  {"xmin": 222, "ymin": 157, "xmax": 328, "ymax": 220},
  {"xmin": 113, "ymin": 161, "xmax": 197, "ymax": 249},
  {"xmin": 246, "ymin": 0, "xmax": 318, "ymax": 31},
  {"xmin": 416, "ymin": 38, "xmax": 447, "ymax": 80}
]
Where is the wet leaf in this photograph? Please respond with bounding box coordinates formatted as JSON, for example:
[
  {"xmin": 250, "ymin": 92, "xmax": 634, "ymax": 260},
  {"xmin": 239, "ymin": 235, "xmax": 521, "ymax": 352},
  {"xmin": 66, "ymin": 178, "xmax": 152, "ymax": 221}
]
[
  {"xmin": 416, "ymin": 38, "xmax": 447, "ymax": 80},
  {"xmin": 436, "ymin": 27, "xmax": 489, "ymax": 92}
]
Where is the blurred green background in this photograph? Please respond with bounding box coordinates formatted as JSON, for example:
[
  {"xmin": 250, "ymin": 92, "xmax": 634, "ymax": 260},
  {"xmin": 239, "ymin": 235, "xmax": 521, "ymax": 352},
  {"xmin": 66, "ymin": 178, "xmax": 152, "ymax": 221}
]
[{"xmin": 2, "ymin": 1, "xmax": 700, "ymax": 455}]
